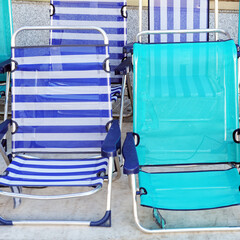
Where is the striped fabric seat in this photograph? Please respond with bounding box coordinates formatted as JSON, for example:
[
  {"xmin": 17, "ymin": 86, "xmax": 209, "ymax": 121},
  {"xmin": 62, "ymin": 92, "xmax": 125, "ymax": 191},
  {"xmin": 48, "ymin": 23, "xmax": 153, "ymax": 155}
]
[
  {"xmin": 11, "ymin": 44, "xmax": 112, "ymax": 154},
  {"xmin": 149, "ymin": 0, "xmax": 209, "ymax": 43},
  {"xmin": 111, "ymin": 85, "xmax": 122, "ymax": 101},
  {"xmin": 0, "ymin": 156, "xmax": 108, "ymax": 187},
  {"xmin": 50, "ymin": 0, "xmax": 127, "ymax": 86}
]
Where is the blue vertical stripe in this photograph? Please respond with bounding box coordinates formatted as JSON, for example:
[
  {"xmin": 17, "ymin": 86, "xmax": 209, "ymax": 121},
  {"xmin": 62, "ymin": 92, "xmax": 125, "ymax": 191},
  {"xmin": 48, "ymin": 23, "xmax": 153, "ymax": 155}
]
[
  {"xmin": 167, "ymin": 0, "xmax": 174, "ymax": 42},
  {"xmin": 154, "ymin": 6, "xmax": 160, "ymax": 43},
  {"xmin": 193, "ymin": 0, "xmax": 200, "ymax": 42},
  {"xmin": 180, "ymin": 0, "xmax": 187, "ymax": 42}
]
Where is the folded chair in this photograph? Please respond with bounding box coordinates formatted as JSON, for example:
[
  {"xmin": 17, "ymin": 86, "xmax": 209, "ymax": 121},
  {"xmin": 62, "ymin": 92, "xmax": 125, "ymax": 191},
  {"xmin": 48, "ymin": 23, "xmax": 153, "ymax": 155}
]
[
  {"xmin": 0, "ymin": 0, "xmax": 13, "ymax": 118},
  {"xmin": 0, "ymin": 26, "xmax": 121, "ymax": 227},
  {"xmin": 49, "ymin": 0, "xmax": 132, "ymax": 122},
  {"xmin": 122, "ymin": 28, "xmax": 240, "ymax": 233}
]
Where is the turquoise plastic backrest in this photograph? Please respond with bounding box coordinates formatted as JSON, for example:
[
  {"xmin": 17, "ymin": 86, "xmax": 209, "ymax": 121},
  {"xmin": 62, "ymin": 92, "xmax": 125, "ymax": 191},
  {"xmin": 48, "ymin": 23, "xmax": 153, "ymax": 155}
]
[
  {"xmin": 133, "ymin": 40, "xmax": 238, "ymax": 165},
  {"xmin": 0, "ymin": 0, "xmax": 13, "ymax": 82}
]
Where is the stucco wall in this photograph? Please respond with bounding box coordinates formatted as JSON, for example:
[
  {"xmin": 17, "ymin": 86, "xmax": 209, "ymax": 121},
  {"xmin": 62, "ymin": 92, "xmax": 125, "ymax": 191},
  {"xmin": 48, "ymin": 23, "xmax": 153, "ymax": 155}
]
[{"xmin": 12, "ymin": 1, "xmax": 239, "ymax": 45}]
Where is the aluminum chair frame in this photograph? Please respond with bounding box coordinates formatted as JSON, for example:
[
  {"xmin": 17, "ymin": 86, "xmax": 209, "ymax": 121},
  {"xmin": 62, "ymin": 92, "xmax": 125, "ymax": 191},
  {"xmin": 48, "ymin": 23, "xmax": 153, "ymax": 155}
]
[
  {"xmin": 0, "ymin": 26, "xmax": 121, "ymax": 227},
  {"xmin": 123, "ymin": 28, "xmax": 240, "ymax": 233}
]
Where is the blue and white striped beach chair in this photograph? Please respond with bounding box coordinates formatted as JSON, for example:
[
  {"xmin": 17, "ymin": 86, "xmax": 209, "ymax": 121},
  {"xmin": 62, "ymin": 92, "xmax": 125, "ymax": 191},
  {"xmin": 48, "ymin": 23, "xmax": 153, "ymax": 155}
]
[
  {"xmin": 0, "ymin": 26, "xmax": 121, "ymax": 227},
  {"xmin": 148, "ymin": 0, "xmax": 209, "ymax": 43},
  {"xmin": 50, "ymin": 0, "xmax": 127, "ymax": 104}
]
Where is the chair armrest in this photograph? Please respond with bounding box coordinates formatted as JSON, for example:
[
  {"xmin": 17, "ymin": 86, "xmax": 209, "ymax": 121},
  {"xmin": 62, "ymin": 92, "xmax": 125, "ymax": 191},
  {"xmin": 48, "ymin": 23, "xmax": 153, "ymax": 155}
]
[
  {"xmin": 114, "ymin": 57, "xmax": 132, "ymax": 75},
  {"xmin": 0, "ymin": 59, "xmax": 12, "ymax": 74},
  {"xmin": 0, "ymin": 120, "xmax": 11, "ymax": 140},
  {"xmin": 122, "ymin": 132, "xmax": 139, "ymax": 175},
  {"xmin": 123, "ymin": 43, "xmax": 134, "ymax": 54},
  {"xmin": 101, "ymin": 120, "xmax": 121, "ymax": 158}
]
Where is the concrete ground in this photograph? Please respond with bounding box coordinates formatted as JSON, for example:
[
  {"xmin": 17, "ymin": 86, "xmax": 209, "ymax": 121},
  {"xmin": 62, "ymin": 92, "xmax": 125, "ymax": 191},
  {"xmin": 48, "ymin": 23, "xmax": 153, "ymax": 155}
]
[{"xmin": 0, "ymin": 120, "xmax": 239, "ymax": 240}]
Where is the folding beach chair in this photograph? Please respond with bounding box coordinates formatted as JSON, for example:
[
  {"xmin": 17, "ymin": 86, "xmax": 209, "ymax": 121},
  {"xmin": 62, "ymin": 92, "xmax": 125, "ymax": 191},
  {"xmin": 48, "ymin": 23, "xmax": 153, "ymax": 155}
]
[
  {"xmin": 0, "ymin": 0, "xmax": 13, "ymax": 118},
  {"xmin": 49, "ymin": 0, "xmax": 131, "ymax": 122},
  {"xmin": 122, "ymin": 28, "xmax": 240, "ymax": 232},
  {"xmin": 0, "ymin": 26, "xmax": 121, "ymax": 227}
]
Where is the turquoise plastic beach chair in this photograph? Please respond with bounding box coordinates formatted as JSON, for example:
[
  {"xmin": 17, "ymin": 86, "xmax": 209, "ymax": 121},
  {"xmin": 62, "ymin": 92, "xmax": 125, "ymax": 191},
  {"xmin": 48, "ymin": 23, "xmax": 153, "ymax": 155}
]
[{"xmin": 122, "ymin": 29, "xmax": 240, "ymax": 233}]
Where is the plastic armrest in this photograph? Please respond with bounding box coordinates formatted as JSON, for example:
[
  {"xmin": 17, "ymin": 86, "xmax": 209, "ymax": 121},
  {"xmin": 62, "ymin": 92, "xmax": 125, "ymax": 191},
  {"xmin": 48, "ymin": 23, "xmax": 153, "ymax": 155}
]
[
  {"xmin": 114, "ymin": 57, "xmax": 132, "ymax": 75},
  {"xmin": 123, "ymin": 43, "xmax": 134, "ymax": 54},
  {"xmin": 122, "ymin": 132, "xmax": 139, "ymax": 175},
  {"xmin": 0, "ymin": 119, "xmax": 11, "ymax": 140},
  {"xmin": 101, "ymin": 120, "xmax": 121, "ymax": 158},
  {"xmin": 0, "ymin": 59, "xmax": 12, "ymax": 74}
]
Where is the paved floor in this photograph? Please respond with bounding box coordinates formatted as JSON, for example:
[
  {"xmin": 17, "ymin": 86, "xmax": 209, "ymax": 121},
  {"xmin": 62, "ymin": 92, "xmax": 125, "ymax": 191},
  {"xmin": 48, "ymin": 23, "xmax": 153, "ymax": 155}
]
[{"xmin": 0, "ymin": 121, "xmax": 240, "ymax": 239}]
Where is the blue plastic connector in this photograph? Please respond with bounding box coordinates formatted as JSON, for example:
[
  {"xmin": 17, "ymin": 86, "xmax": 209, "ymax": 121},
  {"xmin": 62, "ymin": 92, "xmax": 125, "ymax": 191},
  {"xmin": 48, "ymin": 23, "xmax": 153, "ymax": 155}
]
[
  {"xmin": 0, "ymin": 119, "xmax": 11, "ymax": 140},
  {"xmin": 0, "ymin": 59, "xmax": 11, "ymax": 74},
  {"xmin": 90, "ymin": 211, "xmax": 111, "ymax": 227},
  {"xmin": 0, "ymin": 216, "xmax": 13, "ymax": 225}
]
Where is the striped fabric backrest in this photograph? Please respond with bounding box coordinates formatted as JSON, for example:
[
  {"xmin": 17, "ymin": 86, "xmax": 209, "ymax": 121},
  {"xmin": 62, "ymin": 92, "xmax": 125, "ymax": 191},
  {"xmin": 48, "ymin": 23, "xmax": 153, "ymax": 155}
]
[
  {"xmin": 11, "ymin": 44, "xmax": 112, "ymax": 154},
  {"xmin": 50, "ymin": 0, "xmax": 127, "ymax": 84},
  {"xmin": 149, "ymin": 0, "xmax": 209, "ymax": 43}
]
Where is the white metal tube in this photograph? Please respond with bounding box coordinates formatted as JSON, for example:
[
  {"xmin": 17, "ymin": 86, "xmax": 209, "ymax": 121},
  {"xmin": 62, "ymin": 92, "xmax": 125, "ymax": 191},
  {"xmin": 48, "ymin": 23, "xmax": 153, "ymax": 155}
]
[
  {"xmin": 106, "ymin": 156, "xmax": 113, "ymax": 211},
  {"xmin": 0, "ymin": 185, "xmax": 102, "ymax": 200},
  {"xmin": 136, "ymin": 29, "xmax": 230, "ymax": 42},
  {"xmin": 4, "ymin": 72, "xmax": 10, "ymax": 121},
  {"xmin": 139, "ymin": 0, "xmax": 142, "ymax": 42},
  {"xmin": 11, "ymin": 26, "xmax": 109, "ymax": 47},
  {"xmin": 106, "ymin": 156, "xmax": 113, "ymax": 209},
  {"xmin": 13, "ymin": 220, "xmax": 90, "ymax": 226},
  {"xmin": 119, "ymin": 75, "xmax": 127, "ymax": 131},
  {"xmin": 0, "ymin": 142, "xmax": 10, "ymax": 165},
  {"xmin": 130, "ymin": 174, "xmax": 240, "ymax": 233},
  {"xmin": 215, "ymin": 0, "xmax": 219, "ymax": 40}
]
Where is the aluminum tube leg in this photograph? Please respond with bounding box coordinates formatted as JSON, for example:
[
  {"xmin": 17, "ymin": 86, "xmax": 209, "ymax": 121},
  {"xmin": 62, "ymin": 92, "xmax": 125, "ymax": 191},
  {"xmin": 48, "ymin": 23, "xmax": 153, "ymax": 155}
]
[
  {"xmin": 4, "ymin": 72, "xmax": 10, "ymax": 121},
  {"xmin": 139, "ymin": 0, "xmax": 142, "ymax": 42},
  {"xmin": 119, "ymin": 75, "xmax": 126, "ymax": 131},
  {"xmin": 106, "ymin": 156, "xmax": 114, "ymax": 211},
  {"xmin": 129, "ymin": 175, "xmax": 240, "ymax": 234},
  {"xmin": 215, "ymin": 0, "xmax": 219, "ymax": 40},
  {"xmin": 126, "ymin": 72, "xmax": 133, "ymax": 116}
]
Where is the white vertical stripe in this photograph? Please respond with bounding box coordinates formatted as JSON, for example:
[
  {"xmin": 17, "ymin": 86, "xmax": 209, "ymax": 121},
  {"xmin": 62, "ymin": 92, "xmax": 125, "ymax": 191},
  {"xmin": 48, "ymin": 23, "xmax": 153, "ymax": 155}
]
[
  {"xmin": 200, "ymin": 0, "xmax": 208, "ymax": 41},
  {"xmin": 160, "ymin": 0, "xmax": 168, "ymax": 42},
  {"xmin": 173, "ymin": 0, "xmax": 181, "ymax": 42},
  {"xmin": 186, "ymin": 0, "xmax": 194, "ymax": 42},
  {"xmin": 150, "ymin": 0, "xmax": 154, "ymax": 42}
]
